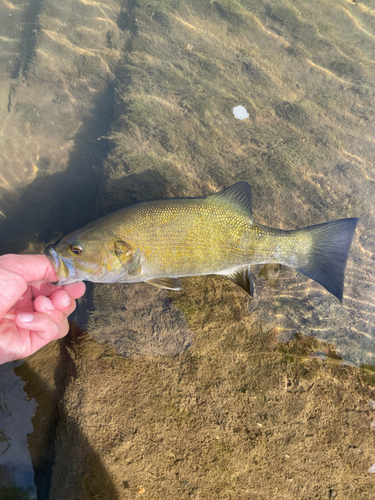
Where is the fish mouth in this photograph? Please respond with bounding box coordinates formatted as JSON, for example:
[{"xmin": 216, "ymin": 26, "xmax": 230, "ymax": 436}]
[
  {"xmin": 45, "ymin": 244, "xmax": 59, "ymax": 272},
  {"xmin": 45, "ymin": 244, "xmax": 80, "ymax": 285}
]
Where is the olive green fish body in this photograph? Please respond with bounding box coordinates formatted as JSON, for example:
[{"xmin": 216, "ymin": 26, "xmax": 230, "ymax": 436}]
[
  {"xmin": 103, "ymin": 200, "xmax": 275, "ymax": 277},
  {"xmin": 46, "ymin": 182, "xmax": 359, "ymax": 301}
]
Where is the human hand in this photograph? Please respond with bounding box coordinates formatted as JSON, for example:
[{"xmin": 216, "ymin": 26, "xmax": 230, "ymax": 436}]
[{"xmin": 0, "ymin": 254, "xmax": 86, "ymax": 365}]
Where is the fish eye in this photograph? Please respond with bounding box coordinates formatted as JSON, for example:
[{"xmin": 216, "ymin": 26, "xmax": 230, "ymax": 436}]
[{"xmin": 69, "ymin": 244, "xmax": 83, "ymax": 255}]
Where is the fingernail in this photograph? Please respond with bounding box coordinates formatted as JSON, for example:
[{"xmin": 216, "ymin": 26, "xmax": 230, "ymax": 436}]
[
  {"xmin": 61, "ymin": 294, "xmax": 70, "ymax": 308},
  {"xmin": 18, "ymin": 313, "xmax": 33, "ymax": 323},
  {"xmin": 43, "ymin": 297, "xmax": 54, "ymax": 310}
]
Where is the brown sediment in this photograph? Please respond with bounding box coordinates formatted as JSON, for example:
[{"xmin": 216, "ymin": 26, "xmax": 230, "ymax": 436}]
[{"xmin": 19, "ymin": 313, "xmax": 375, "ymax": 499}]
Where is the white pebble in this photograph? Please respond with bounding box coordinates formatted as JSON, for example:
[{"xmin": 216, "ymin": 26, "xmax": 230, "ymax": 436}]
[
  {"xmin": 233, "ymin": 105, "xmax": 249, "ymax": 120},
  {"xmin": 369, "ymin": 464, "xmax": 375, "ymax": 473}
]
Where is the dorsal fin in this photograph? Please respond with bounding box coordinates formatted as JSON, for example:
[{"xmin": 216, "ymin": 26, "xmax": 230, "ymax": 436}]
[{"xmin": 207, "ymin": 181, "xmax": 253, "ymax": 222}]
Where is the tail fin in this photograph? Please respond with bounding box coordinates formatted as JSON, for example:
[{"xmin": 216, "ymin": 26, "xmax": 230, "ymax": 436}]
[{"xmin": 294, "ymin": 218, "xmax": 360, "ymax": 302}]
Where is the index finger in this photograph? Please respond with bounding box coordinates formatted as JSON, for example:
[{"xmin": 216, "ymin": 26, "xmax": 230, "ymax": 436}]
[
  {"xmin": 0, "ymin": 254, "xmax": 57, "ymax": 283},
  {"xmin": 29, "ymin": 281, "xmax": 86, "ymax": 300},
  {"xmin": 0, "ymin": 255, "xmax": 58, "ymax": 319}
]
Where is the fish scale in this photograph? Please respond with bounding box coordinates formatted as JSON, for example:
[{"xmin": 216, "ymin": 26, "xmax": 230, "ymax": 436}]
[{"xmin": 109, "ymin": 200, "xmax": 254, "ymax": 277}]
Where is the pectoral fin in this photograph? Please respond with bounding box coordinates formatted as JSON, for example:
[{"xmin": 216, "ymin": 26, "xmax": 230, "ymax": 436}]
[
  {"xmin": 223, "ymin": 266, "xmax": 254, "ymax": 296},
  {"xmin": 114, "ymin": 240, "xmax": 132, "ymax": 263},
  {"xmin": 128, "ymin": 248, "xmax": 142, "ymax": 276},
  {"xmin": 114, "ymin": 240, "xmax": 142, "ymax": 275},
  {"xmin": 146, "ymin": 277, "xmax": 183, "ymax": 290}
]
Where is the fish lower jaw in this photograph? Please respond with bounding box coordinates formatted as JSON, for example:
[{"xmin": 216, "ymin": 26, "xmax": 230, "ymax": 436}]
[{"xmin": 53, "ymin": 275, "xmax": 81, "ymax": 286}]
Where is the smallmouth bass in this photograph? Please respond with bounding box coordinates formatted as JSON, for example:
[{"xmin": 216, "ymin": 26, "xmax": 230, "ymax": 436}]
[{"xmin": 46, "ymin": 182, "xmax": 359, "ymax": 301}]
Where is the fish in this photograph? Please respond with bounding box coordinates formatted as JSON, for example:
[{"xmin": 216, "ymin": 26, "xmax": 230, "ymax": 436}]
[{"xmin": 45, "ymin": 182, "xmax": 360, "ymax": 302}]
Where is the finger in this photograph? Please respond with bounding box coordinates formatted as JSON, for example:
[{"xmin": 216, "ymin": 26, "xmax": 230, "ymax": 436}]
[
  {"xmin": 49, "ymin": 290, "xmax": 77, "ymax": 316},
  {"xmin": 15, "ymin": 311, "xmax": 70, "ymax": 342},
  {"xmin": 30, "ymin": 281, "xmax": 62, "ymax": 299},
  {"xmin": 6, "ymin": 286, "xmax": 34, "ymax": 314},
  {"xmin": 0, "ymin": 254, "xmax": 57, "ymax": 283},
  {"xmin": 0, "ymin": 268, "xmax": 28, "ymax": 318},
  {"xmin": 63, "ymin": 281, "xmax": 86, "ymax": 299},
  {"xmin": 30, "ymin": 281, "xmax": 86, "ymax": 300},
  {"xmin": 33, "ymin": 294, "xmax": 75, "ymax": 326}
]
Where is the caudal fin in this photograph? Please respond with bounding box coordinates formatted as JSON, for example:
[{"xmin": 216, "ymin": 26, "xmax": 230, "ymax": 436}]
[{"xmin": 294, "ymin": 218, "xmax": 360, "ymax": 302}]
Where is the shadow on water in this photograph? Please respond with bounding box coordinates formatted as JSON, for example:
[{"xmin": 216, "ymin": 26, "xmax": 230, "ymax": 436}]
[
  {"xmin": 0, "ymin": 78, "xmax": 115, "ymax": 256},
  {"xmin": 14, "ymin": 326, "xmax": 119, "ymax": 500},
  {"xmin": 0, "ymin": 48, "xmax": 126, "ymax": 499},
  {"xmin": 0, "ymin": 361, "xmax": 37, "ymax": 500},
  {"xmin": 101, "ymin": 168, "xmax": 175, "ymax": 211},
  {"xmin": 0, "ymin": 0, "xmax": 143, "ymax": 258}
]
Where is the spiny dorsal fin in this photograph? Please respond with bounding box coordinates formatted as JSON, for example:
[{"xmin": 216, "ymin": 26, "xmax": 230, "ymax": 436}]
[
  {"xmin": 207, "ymin": 181, "xmax": 253, "ymax": 222},
  {"xmin": 223, "ymin": 265, "xmax": 254, "ymax": 296},
  {"xmin": 146, "ymin": 277, "xmax": 183, "ymax": 290}
]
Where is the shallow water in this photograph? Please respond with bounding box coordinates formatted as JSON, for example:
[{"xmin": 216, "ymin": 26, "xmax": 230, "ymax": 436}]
[
  {"xmin": 0, "ymin": 0, "xmax": 375, "ymax": 498},
  {"xmin": 0, "ymin": 362, "xmax": 37, "ymax": 499}
]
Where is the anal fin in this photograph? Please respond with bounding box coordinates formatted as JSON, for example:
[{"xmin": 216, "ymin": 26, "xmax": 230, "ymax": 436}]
[{"xmin": 146, "ymin": 277, "xmax": 183, "ymax": 290}]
